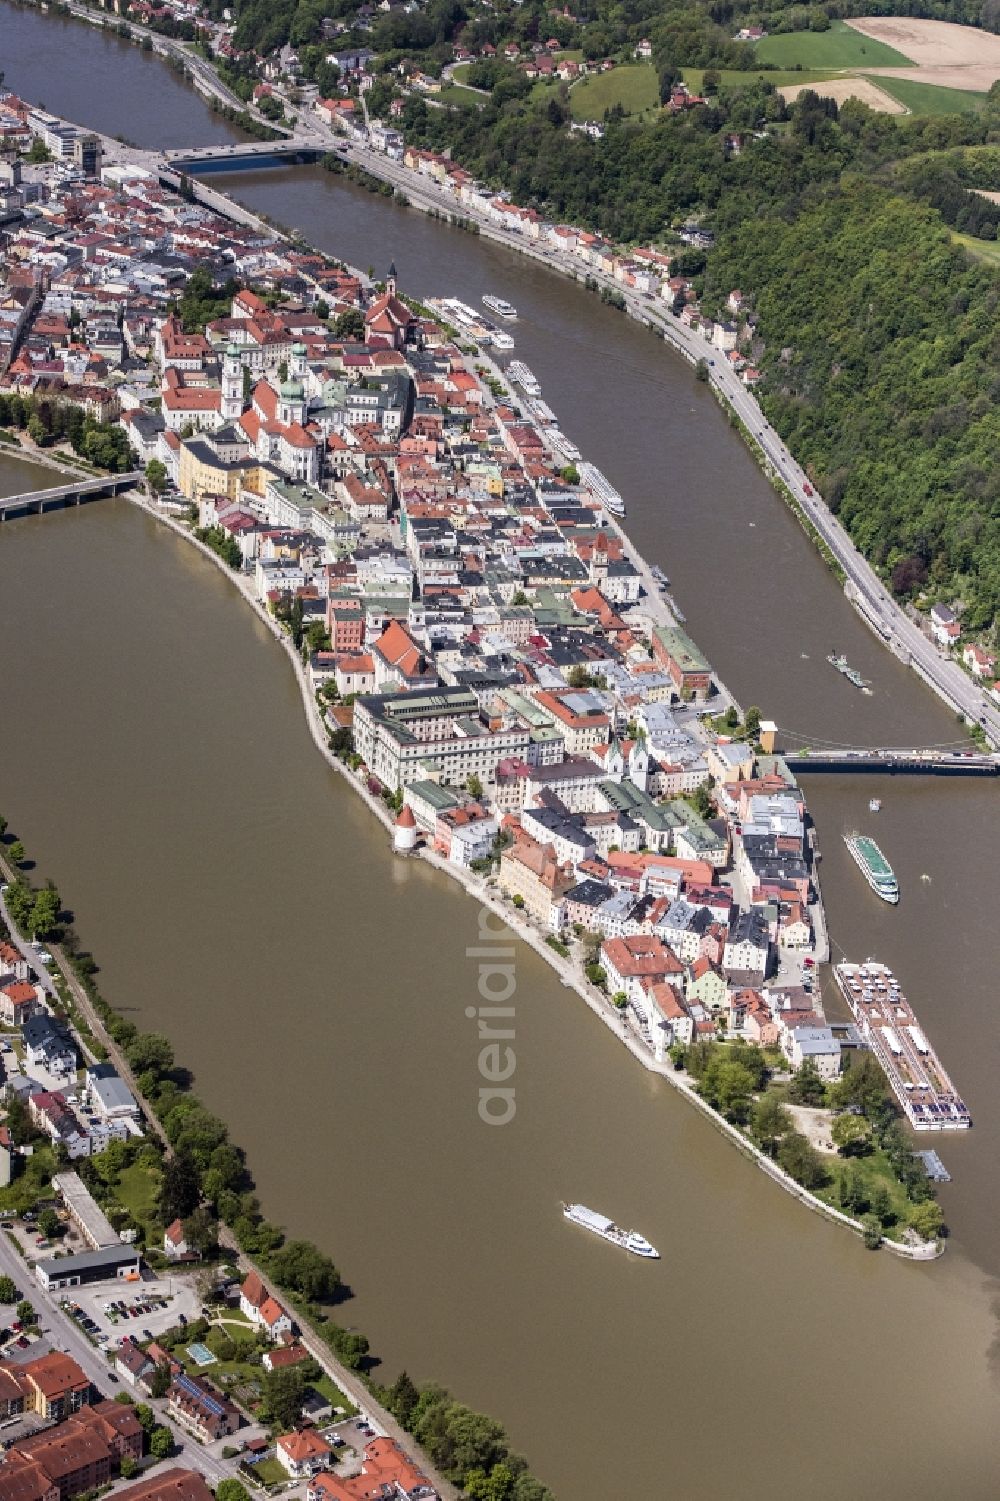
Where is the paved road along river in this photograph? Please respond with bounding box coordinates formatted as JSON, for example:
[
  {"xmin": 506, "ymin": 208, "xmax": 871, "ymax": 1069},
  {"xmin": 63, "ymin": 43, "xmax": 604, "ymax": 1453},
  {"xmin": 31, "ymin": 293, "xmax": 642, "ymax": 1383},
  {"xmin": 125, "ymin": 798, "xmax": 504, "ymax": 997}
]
[{"xmin": 3, "ymin": 13, "xmax": 1000, "ymax": 1499}]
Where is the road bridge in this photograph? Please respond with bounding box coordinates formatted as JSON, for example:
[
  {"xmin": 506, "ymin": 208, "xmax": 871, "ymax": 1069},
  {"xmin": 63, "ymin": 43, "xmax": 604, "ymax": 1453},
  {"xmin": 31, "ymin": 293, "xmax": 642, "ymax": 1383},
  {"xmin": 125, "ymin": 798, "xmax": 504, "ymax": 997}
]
[
  {"xmin": 164, "ymin": 138, "xmax": 323, "ymax": 172},
  {"xmin": 0, "ymin": 471, "xmax": 143, "ymax": 521},
  {"xmin": 780, "ymin": 747, "xmax": 999, "ymax": 776}
]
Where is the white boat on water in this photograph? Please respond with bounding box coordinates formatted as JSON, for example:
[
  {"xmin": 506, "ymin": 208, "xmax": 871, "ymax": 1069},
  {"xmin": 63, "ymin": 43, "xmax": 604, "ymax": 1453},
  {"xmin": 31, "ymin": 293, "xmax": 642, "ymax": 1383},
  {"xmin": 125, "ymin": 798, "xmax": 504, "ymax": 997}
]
[
  {"xmin": 490, "ymin": 331, "xmax": 515, "ymax": 351},
  {"xmin": 529, "ymin": 399, "xmax": 558, "ymax": 425},
  {"xmin": 869, "ymin": 798, "xmax": 881, "ymax": 813},
  {"xmin": 578, "ymin": 461, "xmax": 626, "ymax": 517},
  {"xmin": 548, "ymin": 428, "xmax": 582, "ymax": 463},
  {"xmin": 508, "ymin": 361, "xmax": 541, "ymax": 398},
  {"xmin": 483, "ymin": 293, "xmax": 517, "ymax": 320},
  {"xmin": 563, "ymin": 1203, "xmax": 659, "ymax": 1258},
  {"xmin": 844, "ymin": 831, "xmax": 898, "ymax": 904}
]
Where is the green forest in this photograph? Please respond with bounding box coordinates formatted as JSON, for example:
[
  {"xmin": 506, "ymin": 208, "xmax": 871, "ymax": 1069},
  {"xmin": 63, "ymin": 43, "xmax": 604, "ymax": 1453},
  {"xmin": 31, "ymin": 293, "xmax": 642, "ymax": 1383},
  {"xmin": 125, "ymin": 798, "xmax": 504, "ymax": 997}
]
[{"xmin": 223, "ymin": 0, "xmax": 1000, "ymax": 76}]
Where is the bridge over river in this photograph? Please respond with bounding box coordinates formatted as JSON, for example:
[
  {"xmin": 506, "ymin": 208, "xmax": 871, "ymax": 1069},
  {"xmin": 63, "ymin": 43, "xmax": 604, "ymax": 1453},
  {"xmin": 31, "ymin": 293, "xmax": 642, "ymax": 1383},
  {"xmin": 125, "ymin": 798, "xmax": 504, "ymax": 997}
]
[
  {"xmin": 164, "ymin": 137, "xmax": 324, "ymax": 172},
  {"xmin": 0, "ymin": 472, "xmax": 144, "ymax": 522},
  {"xmin": 775, "ymin": 737, "xmax": 1000, "ymax": 776}
]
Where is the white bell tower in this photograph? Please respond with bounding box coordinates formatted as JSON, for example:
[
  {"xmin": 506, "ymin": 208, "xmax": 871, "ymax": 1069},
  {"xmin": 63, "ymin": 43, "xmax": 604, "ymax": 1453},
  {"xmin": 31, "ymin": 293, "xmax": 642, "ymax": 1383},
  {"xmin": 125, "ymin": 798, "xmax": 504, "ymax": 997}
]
[{"xmin": 222, "ymin": 344, "xmax": 243, "ymax": 421}]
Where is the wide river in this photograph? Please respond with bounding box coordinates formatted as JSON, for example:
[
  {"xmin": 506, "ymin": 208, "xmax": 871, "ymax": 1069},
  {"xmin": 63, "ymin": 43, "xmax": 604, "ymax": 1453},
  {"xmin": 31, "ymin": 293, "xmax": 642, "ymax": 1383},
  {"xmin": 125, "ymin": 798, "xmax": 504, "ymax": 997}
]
[{"xmin": 3, "ymin": 11, "xmax": 1000, "ymax": 1497}]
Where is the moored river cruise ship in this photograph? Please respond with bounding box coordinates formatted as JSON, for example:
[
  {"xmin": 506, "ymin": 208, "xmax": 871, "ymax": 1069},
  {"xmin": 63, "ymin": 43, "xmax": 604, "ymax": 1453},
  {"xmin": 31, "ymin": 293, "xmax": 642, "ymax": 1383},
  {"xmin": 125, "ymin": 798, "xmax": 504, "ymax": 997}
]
[{"xmin": 834, "ymin": 961, "xmax": 971, "ymax": 1131}]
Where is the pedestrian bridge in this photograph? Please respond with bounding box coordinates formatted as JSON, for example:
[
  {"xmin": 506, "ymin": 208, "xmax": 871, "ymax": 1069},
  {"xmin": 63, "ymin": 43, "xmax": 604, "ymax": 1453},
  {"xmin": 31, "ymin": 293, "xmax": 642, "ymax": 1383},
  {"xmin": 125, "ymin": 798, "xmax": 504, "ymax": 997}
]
[
  {"xmin": 0, "ymin": 471, "xmax": 144, "ymax": 521},
  {"xmin": 164, "ymin": 138, "xmax": 323, "ymax": 172}
]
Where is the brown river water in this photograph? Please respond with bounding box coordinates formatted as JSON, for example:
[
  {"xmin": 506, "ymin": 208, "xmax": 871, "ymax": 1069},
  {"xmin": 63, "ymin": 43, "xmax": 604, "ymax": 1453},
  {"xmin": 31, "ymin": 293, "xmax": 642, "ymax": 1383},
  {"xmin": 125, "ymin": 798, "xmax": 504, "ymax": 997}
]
[{"xmin": 2, "ymin": 11, "xmax": 1000, "ymax": 1496}]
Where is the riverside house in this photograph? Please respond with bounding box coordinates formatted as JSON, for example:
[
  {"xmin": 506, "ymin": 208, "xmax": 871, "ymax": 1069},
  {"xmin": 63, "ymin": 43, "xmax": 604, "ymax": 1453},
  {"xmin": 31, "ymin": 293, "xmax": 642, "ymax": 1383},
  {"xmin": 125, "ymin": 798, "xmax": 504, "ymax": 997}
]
[
  {"xmin": 276, "ymin": 1431, "xmax": 333, "ymax": 1479},
  {"xmin": 239, "ymin": 1272, "xmax": 293, "ymax": 1341}
]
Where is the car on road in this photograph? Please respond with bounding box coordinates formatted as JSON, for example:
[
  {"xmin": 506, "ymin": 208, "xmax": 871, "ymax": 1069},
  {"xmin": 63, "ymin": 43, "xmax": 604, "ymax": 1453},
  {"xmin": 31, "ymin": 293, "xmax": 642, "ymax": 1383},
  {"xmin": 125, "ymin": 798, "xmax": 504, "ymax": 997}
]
[
  {"xmin": 802, "ymin": 483, "xmax": 813, "ymax": 496},
  {"xmin": 106, "ymin": 1372, "xmax": 118, "ymax": 1383}
]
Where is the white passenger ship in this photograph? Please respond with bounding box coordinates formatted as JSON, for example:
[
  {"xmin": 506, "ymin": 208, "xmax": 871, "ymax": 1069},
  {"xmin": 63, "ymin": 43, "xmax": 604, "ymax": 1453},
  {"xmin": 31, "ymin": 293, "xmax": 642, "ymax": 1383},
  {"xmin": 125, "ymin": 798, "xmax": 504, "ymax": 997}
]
[
  {"xmin": 508, "ymin": 361, "xmax": 542, "ymax": 398},
  {"xmin": 483, "ymin": 293, "xmax": 517, "ymax": 319},
  {"xmin": 563, "ymin": 1203, "xmax": 659, "ymax": 1258},
  {"xmin": 578, "ymin": 461, "xmax": 626, "ymax": 517}
]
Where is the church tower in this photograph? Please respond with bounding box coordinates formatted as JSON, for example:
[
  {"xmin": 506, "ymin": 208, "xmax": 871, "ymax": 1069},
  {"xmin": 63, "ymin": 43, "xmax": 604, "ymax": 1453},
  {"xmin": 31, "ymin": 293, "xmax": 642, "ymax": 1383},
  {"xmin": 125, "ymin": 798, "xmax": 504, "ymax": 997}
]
[
  {"xmin": 221, "ymin": 344, "xmax": 243, "ymax": 422},
  {"xmin": 590, "ymin": 532, "xmax": 609, "ymax": 586},
  {"xmin": 628, "ymin": 736, "xmax": 650, "ymax": 792},
  {"xmin": 386, "ymin": 261, "xmax": 397, "ymax": 298},
  {"xmin": 408, "ymin": 572, "xmax": 426, "ymax": 639}
]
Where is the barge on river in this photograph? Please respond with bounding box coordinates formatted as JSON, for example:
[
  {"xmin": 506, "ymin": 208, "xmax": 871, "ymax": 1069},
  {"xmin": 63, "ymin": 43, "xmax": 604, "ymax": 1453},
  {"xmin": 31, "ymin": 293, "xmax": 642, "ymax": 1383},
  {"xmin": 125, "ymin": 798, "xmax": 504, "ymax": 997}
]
[{"xmin": 834, "ymin": 961, "xmax": 971, "ymax": 1131}]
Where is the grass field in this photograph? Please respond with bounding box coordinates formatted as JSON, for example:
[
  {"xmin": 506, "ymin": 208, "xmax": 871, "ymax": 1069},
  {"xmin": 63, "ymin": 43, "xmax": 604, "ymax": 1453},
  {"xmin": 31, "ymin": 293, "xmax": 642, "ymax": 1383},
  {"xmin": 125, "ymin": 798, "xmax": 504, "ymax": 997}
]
[
  {"xmin": 952, "ymin": 230, "xmax": 1000, "ymax": 264},
  {"xmin": 246, "ymin": 1459, "xmax": 285, "ymax": 1487},
  {"xmin": 569, "ymin": 62, "xmax": 659, "ymax": 120},
  {"xmin": 683, "ymin": 66, "xmax": 840, "ymax": 91},
  {"xmin": 873, "ymin": 75, "xmax": 988, "ymax": 114},
  {"xmin": 811, "ymin": 1143, "xmax": 919, "ymax": 1240},
  {"xmin": 754, "ymin": 21, "xmax": 911, "ymax": 70},
  {"xmin": 313, "ymin": 1373, "xmax": 358, "ymax": 1416},
  {"xmin": 438, "ymin": 84, "xmax": 484, "ymax": 110},
  {"xmin": 115, "ymin": 1162, "xmax": 161, "ymax": 1233},
  {"xmin": 682, "ymin": 64, "xmax": 988, "ymax": 115}
]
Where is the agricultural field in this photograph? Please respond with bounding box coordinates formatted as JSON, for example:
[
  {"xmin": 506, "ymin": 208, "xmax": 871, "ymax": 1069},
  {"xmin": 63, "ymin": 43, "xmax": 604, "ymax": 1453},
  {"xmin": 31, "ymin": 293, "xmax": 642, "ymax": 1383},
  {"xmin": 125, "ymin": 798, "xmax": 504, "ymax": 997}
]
[
  {"xmin": 874, "ymin": 77, "xmax": 988, "ymax": 114},
  {"xmin": 683, "ymin": 67, "xmax": 840, "ymax": 90},
  {"xmin": 755, "ymin": 21, "xmax": 911, "ymax": 70},
  {"xmin": 780, "ymin": 77, "xmax": 907, "ymax": 113},
  {"xmin": 849, "ymin": 17, "xmax": 1000, "ymax": 92},
  {"xmin": 684, "ymin": 58, "xmax": 990, "ymax": 117},
  {"xmin": 569, "ymin": 63, "xmax": 659, "ymax": 121}
]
